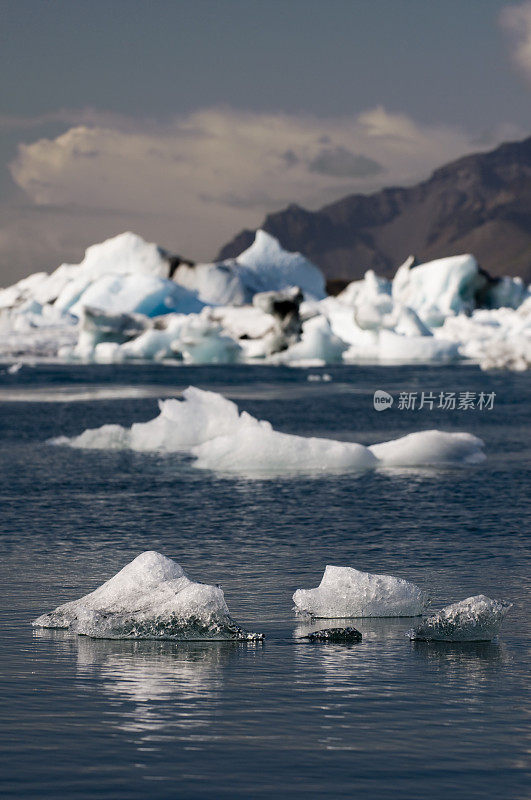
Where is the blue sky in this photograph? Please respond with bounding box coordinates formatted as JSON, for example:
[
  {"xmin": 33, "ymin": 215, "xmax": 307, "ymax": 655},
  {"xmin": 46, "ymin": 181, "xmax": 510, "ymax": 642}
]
[{"xmin": 1, "ymin": 0, "xmax": 531, "ymax": 282}]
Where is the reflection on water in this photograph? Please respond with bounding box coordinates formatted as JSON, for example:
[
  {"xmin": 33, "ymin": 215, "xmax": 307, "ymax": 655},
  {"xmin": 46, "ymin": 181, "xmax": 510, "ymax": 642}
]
[
  {"xmin": 35, "ymin": 628, "xmax": 264, "ymax": 740},
  {"xmin": 293, "ymin": 615, "xmax": 415, "ymax": 642},
  {"xmin": 75, "ymin": 637, "xmax": 263, "ymax": 738},
  {"xmin": 411, "ymin": 639, "xmax": 504, "ymax": 665}
]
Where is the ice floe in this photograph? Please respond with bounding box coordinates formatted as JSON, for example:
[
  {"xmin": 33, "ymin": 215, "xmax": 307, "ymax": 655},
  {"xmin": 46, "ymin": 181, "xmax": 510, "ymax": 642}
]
[
  {"xmin": 1, "ymin": 229, "xmax": 529, "ymax": 368},
  {"xmin": 51, "ymin": 386, "xmax": 486, "ymax": 475},
  {"xmin": 33, "ymin": 551, "xmax": 262, "ymax": 641},
  {"xmin": 369, "ymin": 430, "xmax": 486, "ymax": 466},
  {"xmin": 407, "ymin": 595, "xmax": 511, "ymax": 642},
  {"xmin": 293, "ymin": 565, "xmax": 429, "ymax": 618}
]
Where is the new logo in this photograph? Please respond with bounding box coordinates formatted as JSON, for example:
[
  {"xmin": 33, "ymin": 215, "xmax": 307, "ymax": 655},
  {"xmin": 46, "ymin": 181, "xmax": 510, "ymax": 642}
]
[{"xmin": 373, "ymin": 390, "xmax": 393, "ymax": 411}]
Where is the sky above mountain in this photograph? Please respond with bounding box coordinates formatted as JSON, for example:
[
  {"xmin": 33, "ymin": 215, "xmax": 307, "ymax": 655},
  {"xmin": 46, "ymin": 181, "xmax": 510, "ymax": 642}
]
[{"xmin": 2, "ymin": 0, "xmax": 531, "ymax": 283}]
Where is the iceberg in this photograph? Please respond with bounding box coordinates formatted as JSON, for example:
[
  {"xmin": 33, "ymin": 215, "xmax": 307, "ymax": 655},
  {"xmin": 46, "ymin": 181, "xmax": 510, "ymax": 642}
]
[
  {"xmin": 52, "ymin": 386, "xmax": 486, "ymax": 475},
  {"xmin": 437, "ymin": 299, "xmax": 531, "ymax": 372},
  {"xmin": 368, "ymin": 430, "xmax": 486, "ymax": 466},
  {"xmin": 67, "ymin": 272, "xmax": 204, "ymax": 318},
  {"xmin": 191, "ymin": 412, "xmax": 377, "ymax": 473},
  {"xmin": 0, "ymin": 232, "xmax": 203, "ymax": 327},
  {"xmin": 274, "ymin": 316, "xmax": 348, "ymax": 364},
  {"xmin": 62, "ymin": 307, "xmax": 243, "ymax": 364},
  {"xmin": 391, "ymin": 253, "xmax": 529, "ymax": 327},
  {"xmin": 173, "ymin": 230, "xmax": 326, "ymax": 305},
  {"xmin": 293, "ymin": 565, "xmax": 429, "ymax": 618},
  {"xmin": 234, "ymin": 230, "xmax": 326, "ymax": 301},
  {"xmin": 392, "ymin": 254, "xmax": 484, "ymax": 326},
  {"xmin": 32, "ymin": 551, "xmax": 263, "ymax": 641},
  {"xmin": 177, "ymin": 313, "xmax": 242, "ymax": 364},
  {"xmin": 320, "ymin": 274, "xmax": 461, "ymax": 365},
  {"xmin": 1, "ymin": 227, "xmax": 529, "ymax": 369},
  {"xmin": 407, "ymin": 595, "xmax": 511, "ymax": 642}
]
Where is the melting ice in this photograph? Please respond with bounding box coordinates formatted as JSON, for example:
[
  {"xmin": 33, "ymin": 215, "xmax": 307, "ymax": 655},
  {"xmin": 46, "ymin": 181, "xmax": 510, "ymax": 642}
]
[
  {"xmin": 51, "ymin": 386, "xmax": 486, "ymax": 476},
  {"xmin": 407, "ymin": 595, "xmax": 511, "ymax": 642},
  {"xmin": 33, "ymin": 551, "xmax": 263, "ymax": 641},
  {"xmin": 293, "ymin": 565, "xmax": 429, "ymax": 618}
]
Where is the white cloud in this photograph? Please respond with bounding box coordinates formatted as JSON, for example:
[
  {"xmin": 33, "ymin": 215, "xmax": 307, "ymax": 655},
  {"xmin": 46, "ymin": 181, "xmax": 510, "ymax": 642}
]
[
  {"xmin": 0, "ymin": 106, "xmax": 511, "ymax": 283},
  {"xmin": 500, "ymin": 1, "xmax": 531, "ymax": 83},
  {"xmin": 10, "ymin": 107, "xmax": 477, "ymax": 215}
]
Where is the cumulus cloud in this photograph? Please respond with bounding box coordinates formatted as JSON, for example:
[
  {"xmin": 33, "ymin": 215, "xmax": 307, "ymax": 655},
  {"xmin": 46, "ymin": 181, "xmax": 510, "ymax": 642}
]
[
  {"xmin": 10, "ymin": 107, "xmax": 476, "ymax": 215},
  {"xmin": 0, "ymin": 105, "xmax": 508, "ymax": 282},
  {"xmin": 500, "ymin": 1, "xmax": 531, "ymax": 83}
]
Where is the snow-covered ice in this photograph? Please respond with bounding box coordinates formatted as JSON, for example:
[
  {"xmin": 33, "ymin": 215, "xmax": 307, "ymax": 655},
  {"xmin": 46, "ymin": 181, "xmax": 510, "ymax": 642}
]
[
  {"xmin": 32, "ymin": 551, "xmax": 262, "ymax": 641},
  {"xmin": 293, "ymin": 565, "xmax": 429, "ymax": 618},
  {"xmin": 407, "ymin": 595, "xmax": 511, "ymax": 642},
  {"xmin": 51, "ymin": 386, "xmax": 486, "ymax": 476}
]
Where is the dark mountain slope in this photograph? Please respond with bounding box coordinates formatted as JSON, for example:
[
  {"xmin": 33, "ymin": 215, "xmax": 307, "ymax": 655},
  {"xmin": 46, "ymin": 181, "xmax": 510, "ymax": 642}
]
[{"xmin": 217, "ymin": 136, "xmax": 531, "ymax": 284}]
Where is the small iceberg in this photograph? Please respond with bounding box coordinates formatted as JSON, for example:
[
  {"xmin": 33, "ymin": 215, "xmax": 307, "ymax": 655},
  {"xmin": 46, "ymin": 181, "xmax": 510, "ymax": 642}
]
[
  {"xmin": 32, "ymin": 551, "xmax": 263, "ymax": 641},
  {"xmin": 369, "ymin": 430, "xmax": 486, "ymax": 466},
  {"xmin": 293, "ymin": 565, "xmax": 429, "ymax": 618},
  {"xmin": 407, "ymin": 595, "xmax": 511, "ymax": 642},
  {"xmin": 51, "ymin": 386, "xmax": 486, "ymax": 477}
]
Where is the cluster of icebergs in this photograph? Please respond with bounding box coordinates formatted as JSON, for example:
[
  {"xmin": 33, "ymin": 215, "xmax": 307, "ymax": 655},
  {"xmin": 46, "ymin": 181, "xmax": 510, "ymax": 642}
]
[
  {"xmin": 34, "ymin": 551, "xmax": 511, "ymax": 643},
  {"xmin": 293, "ymin": 565, "xmax": 511, "ymax": 642},
  {"xmin": 1, "ymin": 230, "xmax": 529, "ymax": 370},
  {"xmin": 51, "ymin": 386, "xmax": 486, "ymax": 476}
]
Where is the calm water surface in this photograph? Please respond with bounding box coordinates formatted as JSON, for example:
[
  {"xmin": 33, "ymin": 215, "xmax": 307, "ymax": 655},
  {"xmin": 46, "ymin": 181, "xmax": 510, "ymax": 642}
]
[{"xmin": 0, "ymin": 363, "xmax": 529, "ymax": 799}]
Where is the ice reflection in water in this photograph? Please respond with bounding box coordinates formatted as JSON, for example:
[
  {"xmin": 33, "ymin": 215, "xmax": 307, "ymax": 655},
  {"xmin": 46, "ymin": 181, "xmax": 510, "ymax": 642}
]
[
  {"xmin": 410, "ymin": 640, "xmax": 505, "ymax": 704},
  {"xmin": 74, "ymin": 637, "xmax": 264, "ymax": 739},
  {"xmin": 32, "ymin": 630, "xmax": 262, "ymax": 741},
  {"xmin": 291, "ymin": 616, "xmax": 507, "ymax": 755}
]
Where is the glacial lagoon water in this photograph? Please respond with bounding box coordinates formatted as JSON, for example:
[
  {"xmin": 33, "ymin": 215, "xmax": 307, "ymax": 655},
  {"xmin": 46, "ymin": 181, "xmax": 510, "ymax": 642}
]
[{"xmin": 0, "ymin": 363, "xmax": 529, "ymax": 799}]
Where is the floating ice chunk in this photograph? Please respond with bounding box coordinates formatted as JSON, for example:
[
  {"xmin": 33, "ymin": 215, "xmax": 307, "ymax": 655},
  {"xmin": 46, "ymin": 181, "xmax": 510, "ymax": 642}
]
[
  {"xmin": 293, "ymin": 565, "xmax": 429, "ymax": 618},
  {"xmin": 192, "ymin": 415, "xmax": 378, "ymax": 474},
  {"xmin": 407, "ymin": 595, "xmax": 511, "ymax": 642},
  {"xmin": 55, "ymin": 387, "xmax": 241, "ymax": 451},
  {"xmin": 120, "ymin": 318, "xmax": 186, "ymax": 361},
  {"xmin": 151, "ymin": 388, "xmax": 242, "ymax": 449},
  {"xmin": 32, "ymin": 551, "xmax": 262, "ymax": 641},
  {"xmin": 369, "ymin": 430, "xmax": 486, "ymax": 466},
  {"xmin": 6, "ymin": 361, "xmax": 23, "ymax": 374},
  {"xmin": 53, "ymin": 387, "xmax": 486, "ymax": 476}
]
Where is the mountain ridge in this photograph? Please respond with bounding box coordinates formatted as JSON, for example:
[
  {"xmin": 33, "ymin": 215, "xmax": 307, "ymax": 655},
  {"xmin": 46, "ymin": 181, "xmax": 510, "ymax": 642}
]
[{"xmin": 217, "ymin": 135, "xmax": 531, "ymax": 284}]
